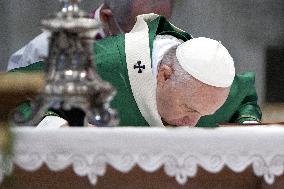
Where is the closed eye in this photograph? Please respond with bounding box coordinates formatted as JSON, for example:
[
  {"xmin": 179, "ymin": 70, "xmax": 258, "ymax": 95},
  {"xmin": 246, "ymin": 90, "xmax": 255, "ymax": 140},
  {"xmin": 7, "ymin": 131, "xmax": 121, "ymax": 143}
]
[{"xmin": 182, "ymin": 104, "xmax": 199, "ymax": 114}]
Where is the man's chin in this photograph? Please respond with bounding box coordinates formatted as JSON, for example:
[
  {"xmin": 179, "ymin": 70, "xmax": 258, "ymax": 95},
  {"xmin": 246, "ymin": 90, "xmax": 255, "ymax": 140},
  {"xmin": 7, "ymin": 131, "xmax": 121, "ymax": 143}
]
[
  {"xmin": 169, "ymin": 118, "xmax": 197, "ymax": 127},
  {"xmin": 162, "ymin": 117, "xmax": 197, "ymax": 127}
]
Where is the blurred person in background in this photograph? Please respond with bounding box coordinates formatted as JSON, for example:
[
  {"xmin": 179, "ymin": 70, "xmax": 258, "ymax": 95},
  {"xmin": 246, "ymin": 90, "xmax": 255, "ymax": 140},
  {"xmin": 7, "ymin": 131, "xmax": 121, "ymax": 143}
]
[{"xmin": 7, "ymin": 0, "xmax": 174, "ymax": 71}]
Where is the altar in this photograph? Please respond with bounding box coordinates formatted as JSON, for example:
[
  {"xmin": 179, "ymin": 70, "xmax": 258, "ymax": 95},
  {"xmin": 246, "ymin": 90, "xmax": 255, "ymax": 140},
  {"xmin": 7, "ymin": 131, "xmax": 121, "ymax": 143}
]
[
  {"xmin": 1, "ymin": 126, "xmax": 284, "ymax": 189},
  {"xmin": 0, "ymin": 0, "xmax": 283, "ymax": 188}
]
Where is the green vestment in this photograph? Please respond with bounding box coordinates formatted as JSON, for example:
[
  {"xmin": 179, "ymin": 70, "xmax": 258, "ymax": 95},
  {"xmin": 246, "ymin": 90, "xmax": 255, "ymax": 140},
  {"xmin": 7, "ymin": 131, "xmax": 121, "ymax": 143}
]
[{"xmin": 11, "ymin": 16, "xmax": 262, "ymax": 127}]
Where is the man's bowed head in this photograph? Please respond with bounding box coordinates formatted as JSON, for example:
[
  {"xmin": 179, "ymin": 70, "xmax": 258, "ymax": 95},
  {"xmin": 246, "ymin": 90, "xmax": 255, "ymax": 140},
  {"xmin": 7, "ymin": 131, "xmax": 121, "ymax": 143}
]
[{"xmin": 156, "ymin": 37, "xmax": 235, "ymax": 126}]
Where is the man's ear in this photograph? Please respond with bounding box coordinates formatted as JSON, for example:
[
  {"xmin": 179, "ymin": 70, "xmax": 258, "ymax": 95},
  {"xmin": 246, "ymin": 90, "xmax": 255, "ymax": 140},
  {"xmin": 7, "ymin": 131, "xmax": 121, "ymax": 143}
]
[
  {"xmin": 157, "ymin": 64, "xmax": 174, "ymax": 86},
  {"xmin": 100, "ymin": 8, "xmax": 113, "ymax": 23}
]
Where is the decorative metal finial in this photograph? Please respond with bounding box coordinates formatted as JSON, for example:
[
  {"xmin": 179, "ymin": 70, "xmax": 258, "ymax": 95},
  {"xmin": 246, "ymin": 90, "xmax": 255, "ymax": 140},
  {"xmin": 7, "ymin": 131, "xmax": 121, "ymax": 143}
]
[{"xmin": 10, "ymin": 0, "xmax": 119, "ymax": 127}]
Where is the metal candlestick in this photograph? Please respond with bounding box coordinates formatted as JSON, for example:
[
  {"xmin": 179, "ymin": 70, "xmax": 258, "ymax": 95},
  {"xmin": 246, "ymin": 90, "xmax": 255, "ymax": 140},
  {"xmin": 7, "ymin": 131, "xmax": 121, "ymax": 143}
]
[{"xmin": 11, "ymin": 0, "xmax": 118, "ymax": 127}]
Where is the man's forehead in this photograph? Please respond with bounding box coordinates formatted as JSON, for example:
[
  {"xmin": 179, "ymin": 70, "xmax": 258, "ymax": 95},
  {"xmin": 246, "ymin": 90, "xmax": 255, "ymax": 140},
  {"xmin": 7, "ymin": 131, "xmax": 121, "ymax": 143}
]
[{"xmin": 183, "ymin": 83, "xmax": 227, "ymax": 115}]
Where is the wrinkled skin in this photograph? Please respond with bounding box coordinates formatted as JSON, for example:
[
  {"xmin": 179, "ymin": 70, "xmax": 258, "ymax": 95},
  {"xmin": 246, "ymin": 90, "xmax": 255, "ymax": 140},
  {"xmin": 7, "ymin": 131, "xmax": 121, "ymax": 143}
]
[{"xmin": 156, "ymin": 64, "xmax": 230, "ymax": 127}]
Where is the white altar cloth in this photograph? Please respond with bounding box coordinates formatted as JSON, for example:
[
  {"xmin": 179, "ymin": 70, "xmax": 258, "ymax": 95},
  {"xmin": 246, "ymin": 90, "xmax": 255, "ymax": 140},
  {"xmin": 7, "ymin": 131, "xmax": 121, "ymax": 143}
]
[{"xmin": 1, "ymin": 126, "xmax": 284, "ymax": 186}]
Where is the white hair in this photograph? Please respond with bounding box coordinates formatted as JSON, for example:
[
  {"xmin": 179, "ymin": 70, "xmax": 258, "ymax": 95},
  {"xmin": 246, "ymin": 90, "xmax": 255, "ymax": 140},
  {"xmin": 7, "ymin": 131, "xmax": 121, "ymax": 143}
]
[{"xmin": 159, "ymin": 46, "xmax": 193, "ymax": 82}]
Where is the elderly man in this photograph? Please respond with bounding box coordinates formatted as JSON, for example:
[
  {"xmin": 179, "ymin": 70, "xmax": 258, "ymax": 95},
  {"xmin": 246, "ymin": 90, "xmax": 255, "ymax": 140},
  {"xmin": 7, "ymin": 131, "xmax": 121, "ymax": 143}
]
[
  {"xmin": 7, "ymin": 0, "xmax": 174, "ymax": 71},
  {"xmin": 11, "ymin": 14, "xmax": 261, "ymax": 127}
]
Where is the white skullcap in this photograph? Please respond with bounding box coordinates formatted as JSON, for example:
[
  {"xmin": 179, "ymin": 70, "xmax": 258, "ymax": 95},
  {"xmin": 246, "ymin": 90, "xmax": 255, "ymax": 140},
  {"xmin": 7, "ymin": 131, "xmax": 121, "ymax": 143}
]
[{"xmin": 176, "ymin": 37, "xmax": 235, "ymax": 88}]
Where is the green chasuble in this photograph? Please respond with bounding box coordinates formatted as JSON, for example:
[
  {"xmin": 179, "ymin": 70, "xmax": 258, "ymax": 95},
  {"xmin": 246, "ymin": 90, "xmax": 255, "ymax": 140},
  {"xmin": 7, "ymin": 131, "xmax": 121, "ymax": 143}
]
[{"xmin": 11, "ymin": 16, "xmax": 262, "ymax": 127}]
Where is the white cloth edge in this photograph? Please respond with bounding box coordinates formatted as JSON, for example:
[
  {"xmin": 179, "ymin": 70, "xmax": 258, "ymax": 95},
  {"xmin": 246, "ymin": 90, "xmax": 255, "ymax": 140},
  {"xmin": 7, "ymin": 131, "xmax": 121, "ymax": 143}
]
[
  {"xmin": 7, "ymin": 126, "xmax": 284, "ymax": 186},
  {"xmin": 36, "ymin": 116, "xmax": 69, "ymax": 129},
  {"xmin": 7, "ymin": 31, "xmax": 50, "ymax": 71}
]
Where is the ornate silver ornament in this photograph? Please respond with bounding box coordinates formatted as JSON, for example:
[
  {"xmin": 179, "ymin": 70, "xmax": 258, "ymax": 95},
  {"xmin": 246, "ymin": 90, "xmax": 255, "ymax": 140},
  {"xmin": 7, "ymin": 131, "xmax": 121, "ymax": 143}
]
[{"xmin": 11, "ymin": 0, "xmax": 118, "ymax": 127}]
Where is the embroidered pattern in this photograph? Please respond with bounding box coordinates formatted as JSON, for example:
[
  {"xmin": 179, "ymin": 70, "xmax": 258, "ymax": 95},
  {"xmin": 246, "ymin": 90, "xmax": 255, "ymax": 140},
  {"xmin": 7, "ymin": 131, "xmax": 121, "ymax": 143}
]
[{"xmin": 134, "ymin": 61, "xmax": 145, "ymax": 73}]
